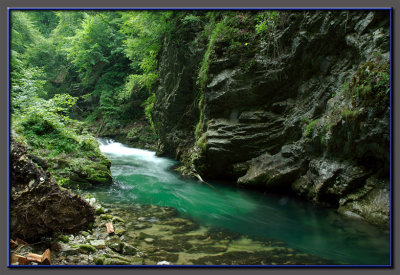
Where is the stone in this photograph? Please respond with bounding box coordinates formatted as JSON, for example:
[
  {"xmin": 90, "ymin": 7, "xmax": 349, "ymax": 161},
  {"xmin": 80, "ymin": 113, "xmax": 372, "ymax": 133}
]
[
  {"xmin": 106, "ymin": 236, "xmax": 124, "ymax": 253},
  {"xmin": 80, "ymin": 231, "xmax": 90, "ymax": 237},
  {"xmin": 90, "ymin": 240, "xmax": 106, "ymax": 249},
  {"xmin": 112, "ymin": 216, "xmax": 125, "ymax": 223},
  {"xmin": 144, "ymin": 238, "xmax": 154, "ymax": 243},
  {"xmin": 238, "ymin": 151, "xmax": 306, "ymax": 190},
  {"xmin": 115, "ymin": 227, "xmax": 126, "ymax": 236},
  {"xmin": 95, "ymin": 207, "xmax": 105, "ymax": 215},
  {"xmin": 134, "ymin": 223, "xmax": 150, "ymax": 230},
  {"xmin": 123, "ymin": 244, "xmax": 138, "ymax": 255},
  {"xmin": 157, "ymin": 260, "xmax": 171, "ymax": 265},
  {"xmin": 78, "ymin": 244, "xmax": 97, "ymax": 253},
  {"xmin": 59, "ymin": 244, "xmax": 80, "ymax": 256},
  {"xmin": 93, "ymin": 256, "xmax": 105, "ymax": 265},
  {"xmin": 100, "ymin": 214, "xmax": 113, "ymax": 220},
  {"xmin": 104, "ymin": 258, "xmax": 130, "ymax": 265}
]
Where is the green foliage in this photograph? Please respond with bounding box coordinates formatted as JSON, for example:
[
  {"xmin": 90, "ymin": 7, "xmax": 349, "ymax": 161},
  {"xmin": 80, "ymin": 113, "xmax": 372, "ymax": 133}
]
[
  {"xmin": 68, "ymin": 12, "xmax": 127, "ymax": 85},
  {"xmin": 51, "ymin": 11, "xmax": 85, "ymax": 38},
  {"xmin": 342, "ymin": 109, "xmax": 358, "ymax": 121},
  {"xmin": 10, "ymin": 11, "xmax": 42, "ymax": 55},
  {"xmin": 181, "ymin": 14, "xmax": 202, "ymax": 26},
  {"xmin": 195, "ymin": 132, "xmax": 208, "ymax": 152},
  {"xmin": 94, "ymin": 256, "xmax": 105, "ymax": 265},
  {"xmin": 11, "ymin": 67, "xmax": 111, "ymax": 190},
  {"xmin": 27, "ymin": 10, "xmax": 59, "ymax": 37},
  {"xmin": 346, "ymin": 60, "xmax": 390, "ymax": 106},
  {"xmin": 255, "ymin": 11, "xmax": 280, "ymax": 38},
  {"xmin": 197, "ymin": 20, "xmax": 225, "ymax": 89},
  {"xmin": 255, "ymin": 11, "xmax": 282, "ymax": 57},
  {"xmin": 95, "ymin": 207, "xmax": 106, "ymax": 214},
  {"xmin": 305, "ymin": 119, "xmax": 320, "ymax": 137},
  {"xmin": 11, "ymin": 66, "xmax": 46, "ymax": 112},
  {"xmin": 194, "ymin": 94, "xmax": 205, "ymax": 139},
  {"xmin": 118, "ymin": 11, "xmax": 173, "ymax": 131},
  {"xmin": 58, "ymin": 234, "xmax": 70, "ymax": 243},
  {"xmin": 141, "ymin": 93, "xmax": 156, "ymax": 130}
]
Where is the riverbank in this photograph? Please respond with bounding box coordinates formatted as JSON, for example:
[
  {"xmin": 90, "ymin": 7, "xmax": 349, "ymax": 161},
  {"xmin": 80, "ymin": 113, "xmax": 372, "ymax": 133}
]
[{"xmin": 11, "ymin": 193, "xmax": 337, "ymax": 266}]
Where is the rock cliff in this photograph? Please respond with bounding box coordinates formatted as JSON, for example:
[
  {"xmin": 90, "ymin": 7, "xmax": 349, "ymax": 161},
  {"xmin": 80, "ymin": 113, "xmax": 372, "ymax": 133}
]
[{"xmin": 153, "ymin": 10, "xmax": 390, "ymax": 228}]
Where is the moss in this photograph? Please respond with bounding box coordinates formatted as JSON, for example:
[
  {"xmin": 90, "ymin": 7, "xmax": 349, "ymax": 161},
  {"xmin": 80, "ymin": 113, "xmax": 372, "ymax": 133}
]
[
  {"xmin": 305, "ymin": 119, "xmax": 320, "ymax": 137},
  {"xmin": 83, "ymin": 193, "xmax": 94, "ymax": 199},
  {"xmin": 100, "ymin": 214, "xmax": 113, "ymax": 220},
  {"xmin": 347, "ymin": 59, "xmax": 390, "ymax": 106},
  {"xmin": 195, "ymin": 132, "xmax": 208, "ymax": 152},
  {"xmin": 58, "ymin": 234, "xmax": 70, "ymax": 243},
  {"xmin": 198, "ymin": 23, "xmax": 221, "ymax": 90},
  {"xmin": 12, "ymin": 111, "xmax": 112, "ymax": 190},
  {"xmin": 78, "ymin": 244, "xmax": 97, "ymax": 253},
  {"xmin": 95, "ymin": 207, "xmax": 105, "ymax": 215},
  {"xmin": 138, "ymin": 232, "xmax": 151, "ymax": 240},
  {"xmin": 342, "ymin": 109, "xmax": 358, "ymax": 121},
  {"xmin": 106, "ymin": 237, "xmax": 124, "ymax": 253},
  {"xmin": 194, "ymin": 94, "xmax": 205, "ymax": 139},
  {"xmin": 104, "ymin": 258, "xmax": 130, "ymax": 265},
  {"xmin": 104, "ymin": 254, "xmax": 131, "ymax": 262},
  {"xmin": 301, "ymin": 117, "xmax": 311, "ymax": 124},
  {"xmin": 93, "ymin": 256, "xmax": 105, "ymax": 265},
  {"xmin": 88, "ymin": 221, "xmax": 94, "ymax": 230},
  {"xmin": 115, "ymin": 227, "xmax": 126, "ymax": 236},
  {"xmin": 112, "ymin": 216, "xmax": 125, "ymax": 223}
]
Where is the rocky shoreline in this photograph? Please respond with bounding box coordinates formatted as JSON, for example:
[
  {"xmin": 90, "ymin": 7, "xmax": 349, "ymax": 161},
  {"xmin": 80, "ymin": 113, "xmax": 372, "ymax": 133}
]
[{"xmin": 11, "ymin": 194, "xmax": 338, "ymax": 266}]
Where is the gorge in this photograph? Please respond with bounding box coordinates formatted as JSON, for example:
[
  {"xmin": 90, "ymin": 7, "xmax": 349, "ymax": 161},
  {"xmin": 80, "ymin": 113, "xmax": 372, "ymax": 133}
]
[{"xmin": 9, "ymin": 9, "xmax": 391, "ymax": 266}]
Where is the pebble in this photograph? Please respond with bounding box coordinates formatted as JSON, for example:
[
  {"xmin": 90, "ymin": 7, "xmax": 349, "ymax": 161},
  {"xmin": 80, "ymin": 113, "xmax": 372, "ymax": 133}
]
[
  {"xmin": 157, "ymin": 260, "xmax": 171, "ymax": 265},
  {"xmin": 144, "ymin": 238, "xmax": 154, "ymax": 243}
]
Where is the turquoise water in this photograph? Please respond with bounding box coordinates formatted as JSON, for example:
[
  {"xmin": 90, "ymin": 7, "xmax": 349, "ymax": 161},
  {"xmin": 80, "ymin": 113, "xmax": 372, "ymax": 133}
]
[{"xmin": 91, "ymin": 139, "xmax": 390, "ymax": 265}]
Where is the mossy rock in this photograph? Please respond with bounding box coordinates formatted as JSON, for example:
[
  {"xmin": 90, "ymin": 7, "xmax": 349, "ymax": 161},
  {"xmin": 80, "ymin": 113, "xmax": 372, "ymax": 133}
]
[
  {"xmin": 58, "ymin": 234, "xmax": 70, "ymax": 243},
  {"xmin": 115, "ymin": 227, "xmax": 126, "ymax": 236},
  {"xmin": 100, "ymin": 214, "xmax": 113, "ymax": 220},
  {"xmin": 112, "ymin": 216, "xmax": 125, "ymax": 223},
  {"xmin": 123, "ymin": 244, "xmax": 138, "ymax": 255},
  {"xmin": 104, "ymin": 254, "xmax": 131, "ymax": 262},
  {"xmin": 106, "ymin": 236, "xmax": 124, "ymax": 253},
  {"xmin": 78, "ymin": 244, "xmax": 97, "ymax": 253},
  {"xmin": 93, "ymin": 256, "xmax": 105, "ymax": 265},
  {"xmin": 95, "ymin": 207, "xmax": 106, "ymax": 215},
  {"xmin": 80, "ymin": 231, "xmax": 90, "ymax": 237},
  {"xmin": 138, "ymin": 232, "xmax": 151, "ymax": 240},
  {"xmin": 104, "ymin": 258, "xmax": 130, "ymax": 265}
]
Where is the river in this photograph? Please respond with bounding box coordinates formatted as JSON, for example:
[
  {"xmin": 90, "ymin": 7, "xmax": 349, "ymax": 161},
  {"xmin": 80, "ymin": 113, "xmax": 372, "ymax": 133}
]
[{"xmin": 87, "ymin": 138, "xmax": 390, "ymax": 265}]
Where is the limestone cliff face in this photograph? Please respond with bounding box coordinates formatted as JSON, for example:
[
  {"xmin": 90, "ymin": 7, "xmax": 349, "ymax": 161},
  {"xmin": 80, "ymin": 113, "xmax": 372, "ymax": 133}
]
[{"xmin": 153, "ymin": 10, "xmax": 390, "ymax": 228}]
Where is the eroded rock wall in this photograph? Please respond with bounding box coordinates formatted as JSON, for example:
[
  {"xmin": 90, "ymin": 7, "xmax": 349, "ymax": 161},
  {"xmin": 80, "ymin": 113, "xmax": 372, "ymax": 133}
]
[{"xmin": 153, "ymin": 10, "xmax": 390, "ymax": 228}]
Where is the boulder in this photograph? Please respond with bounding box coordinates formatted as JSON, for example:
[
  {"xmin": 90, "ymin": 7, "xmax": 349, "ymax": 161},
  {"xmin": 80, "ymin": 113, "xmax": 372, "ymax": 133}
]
[{"xmin": 10, "ymin": 141, "xmax": 95, "ymax": 241}]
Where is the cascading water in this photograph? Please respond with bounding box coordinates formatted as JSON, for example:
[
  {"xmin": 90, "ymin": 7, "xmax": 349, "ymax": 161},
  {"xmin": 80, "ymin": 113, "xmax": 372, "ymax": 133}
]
[{"xmin": 91, "ymin": 138, "xmax": 390, "ymax": 265}]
